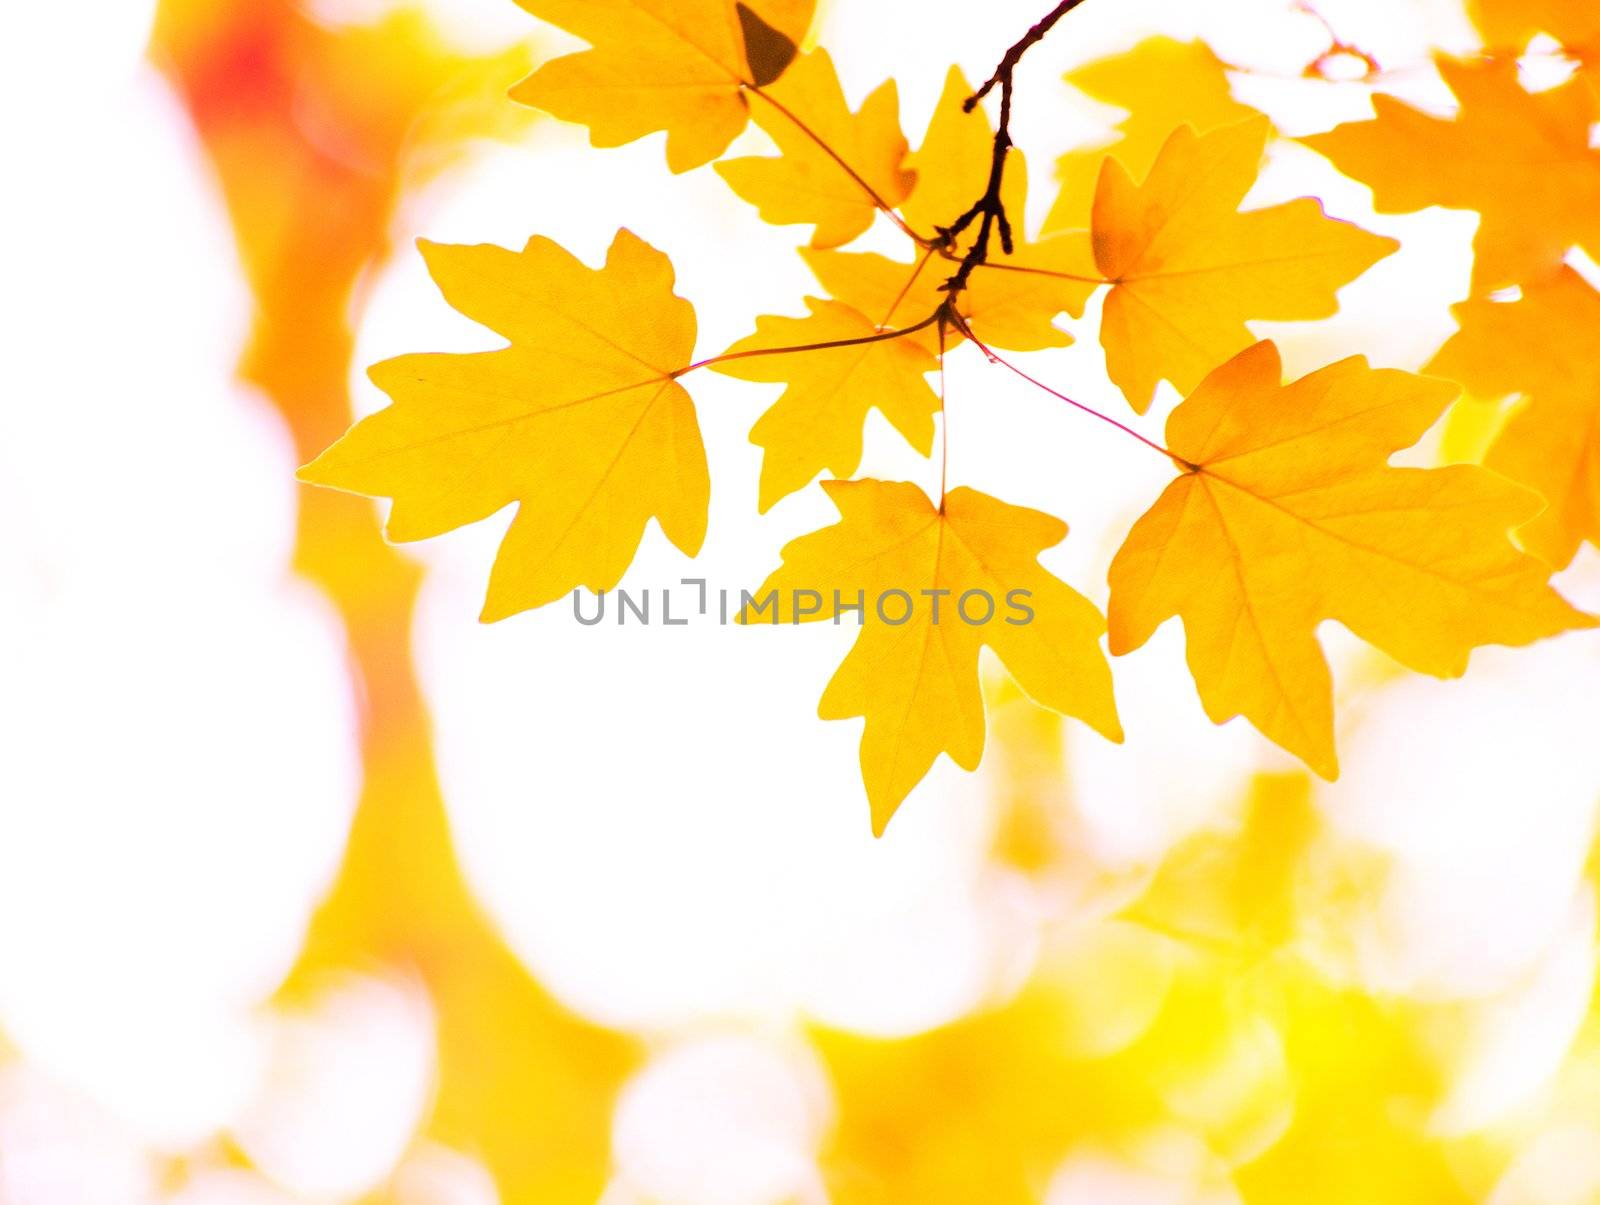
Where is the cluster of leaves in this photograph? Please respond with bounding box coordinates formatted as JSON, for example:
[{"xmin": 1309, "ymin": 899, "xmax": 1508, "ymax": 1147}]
[{"xmin": 302, "ymin": 0, "xmax": 1594, "ymax": 834}]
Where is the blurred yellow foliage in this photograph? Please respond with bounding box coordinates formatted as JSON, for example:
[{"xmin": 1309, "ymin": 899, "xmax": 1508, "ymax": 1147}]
[{"xmin": 152, "ymin": 4, "xmax": 638, "ymax": 1199}]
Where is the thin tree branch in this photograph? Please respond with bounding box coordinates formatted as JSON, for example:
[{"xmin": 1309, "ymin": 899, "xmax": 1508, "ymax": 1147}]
[
  {"xmin": 940, "ymin": 0, "xmax": 1095, "ymax": 297},
  {"xmin": 675, "ymin": 308, "xmax": 944, "ymax": 377},
  {"xmin": 938, "ymin": 313, "xmax": 951, "ymax": 506},
  {"xmin": 936, "ymin": 245, "xmax": 1106, "ymax": 285}
]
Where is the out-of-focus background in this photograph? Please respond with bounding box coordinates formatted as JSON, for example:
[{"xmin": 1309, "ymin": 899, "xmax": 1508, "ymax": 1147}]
[{"xmin": 3, "ymin": 0, "xmax": 1600, "ymax": 1200}]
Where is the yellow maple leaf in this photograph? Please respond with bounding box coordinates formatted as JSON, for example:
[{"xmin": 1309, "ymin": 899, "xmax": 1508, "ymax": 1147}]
[
  {"xmin": 299, "ymin": 230, "xmax": 708, "ymax": 622},
  {"xmin": 1108, "ymin": 341, "xmax": 1592, "ymax": 779},
  {"xmin": 958, "ymin": 235, "xmax": 1102, "ymax": 352},
  {"xmin": 748, "ymin": 480, "xmax": 1122, "ymax": 834},
  {"xmin": 797, "ymin": 246, "xmax": 949, "ymax": 353},
  {"xmin": 1301, "ymin": 58, "xmax": 1600, "ymax": 293},
  {"xmin": 712, "ymin": 299, "xmax": 940, "ymax": 511},
  {"xmin": 799, "ymin": 241, "xmax": 1097, "ymax": 354},
  {"xmin": 1427, "ymin": 266, "xmax": 1600, "ymax": 570},
  {"xmin": 509, "ymin": 0, "xmax": 815, "ymax": 172},
  {"xmin": 717, "ymin": 48, "xmax": 914, "ymax": 249},
  {"xmin": 1093, "ymin": 117, "xmax": 1398, "ymax": 413},
  {"xmin": 1044, "ymin": 37, "xmax": 1258, "ymax": 235}
]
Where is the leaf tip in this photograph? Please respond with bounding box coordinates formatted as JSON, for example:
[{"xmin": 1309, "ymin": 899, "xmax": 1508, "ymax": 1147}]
[
  {"xmin": 295, "ymin": 446, "xmax": 341, "ymax": 488},
  {"xmin": 478, "ymin": 594, "xmax": 515, "ymax": 625},
  {"xmin": 868, "ymin": 795, "xmax": 903, "ymax": 839}
]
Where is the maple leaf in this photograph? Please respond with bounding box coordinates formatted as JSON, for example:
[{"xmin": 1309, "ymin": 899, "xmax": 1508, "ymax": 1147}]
[
  {"xmin": 955, "ymin": 237, "xmax": 1102, "ymax": 352},
  {"xmin": 509, "ymin": 0, "xmax": 815, "ymax": 172},
  {"xmin": 1301, "ymin": 58, "xmax": 1600, "ymax": 293},
  {"xmin": 1044, "ymin": 36, "xmax": 1258, "ymax": 235},
  {"xmin": 711, "ymin": 299, "xmax": 940, "ymax": 511},
  {"xmin": 797, "ymin": 237, "xmax": 1101, "ymax": 356},
  {"xmin": 298, "ymin": 230, "xmax": 708, "ymax": 622},
  {"xmin": 748, "ymin": 480, "xmax": 1122, "ymax": 834},
  {"xmin": 717, "ymin": 48, "xmax": 914, "ymax": 249},
  {"xmin": 1108, "ymin": 341, "xmax": 1592, "ymax": 779},
  {"xmin": 1092, "ymin": 117, "xmax": 1398, "ymax": 413},
  {"xmin": 799, "ymin": 246, "xmax": 952, "ymax": 355},
  {"xmin": 1427, "ymin": 266, "xmax": 1600, "ymax": 569}
]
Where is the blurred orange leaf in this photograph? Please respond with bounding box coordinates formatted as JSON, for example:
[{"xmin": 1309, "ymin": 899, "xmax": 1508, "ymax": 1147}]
[
  {"xmin": 1302, "ymin": 58, "xmax": 1600, "ymax": 292},
  {"xmin": 1428, "ymin": 266, "xmax": 1600, "ymax": 570},
  {"xmin": 1468, "ymin": 0, "xmax": 1600, "ymax": 53}
]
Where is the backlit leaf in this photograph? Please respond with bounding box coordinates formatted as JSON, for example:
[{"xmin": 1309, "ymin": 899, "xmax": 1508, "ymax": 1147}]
[
  {"xmin": 299, "ymin": 230, "xmax": 709, "ymax": 622},
  {"xmin": 748, "ymin": 480, "xmax": 1122, "ymax": 834},
  {"xmin": 712, "ymin": 299, "xmax": 940, "ymax": 510},
  {"xmin": 509, "ymin": 0, "xmax": 815, "ymax": 172},
  {"xmin": 800, "ymin": 239, "xmax": 1098, "ymax": 355},
  {"xmin": 1093, "ymin": 118, "xmax": 1398, "ymax": 412},
  {"xmin": 1108, "ymin": 341, "xmax": 1592, "ymax": 778},
  {"xmin": 799, "ymin": 246, "xmax": 950, "ymax": 354},
  {"xmin": 717, "ymin": 48, "xmax": 914, "ymax": 248}
]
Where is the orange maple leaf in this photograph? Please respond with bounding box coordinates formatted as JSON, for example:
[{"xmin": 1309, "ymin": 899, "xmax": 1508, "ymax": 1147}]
[
  {"xmin": 795, "ymin": 67, "xmax": 1099, "ymax": 354},
  {"xmin": 1302, "ymin": 58, "xmax": 1600, "ymax": 293},
  {"xmin": 1428, "ymin": 266, "xmax": 1600, "ymax": 569},
  {"xmin": 1468, "ymin": 0, "xmax": 1600, "ymax": 54}
]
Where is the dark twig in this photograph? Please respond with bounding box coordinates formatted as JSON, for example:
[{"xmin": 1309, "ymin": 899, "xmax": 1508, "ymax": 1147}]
[{"xmin": 939, "ymin": 0, "xmax": 1093, "ymax": 297}]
